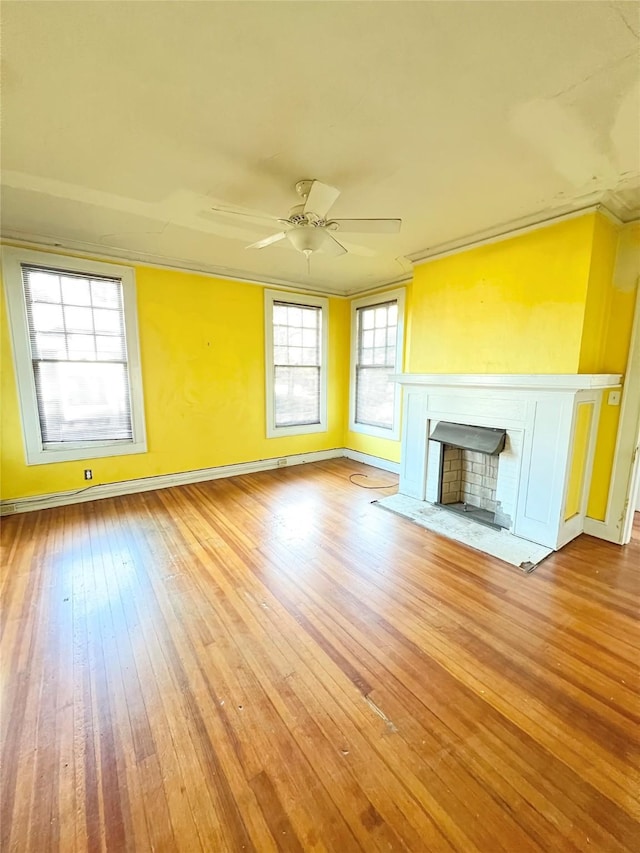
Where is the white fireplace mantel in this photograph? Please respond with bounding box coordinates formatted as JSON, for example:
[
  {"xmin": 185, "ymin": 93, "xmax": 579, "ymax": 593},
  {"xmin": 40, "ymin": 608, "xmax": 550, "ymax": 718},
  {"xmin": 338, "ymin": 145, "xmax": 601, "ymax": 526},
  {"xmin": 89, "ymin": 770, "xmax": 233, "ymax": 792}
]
[
  {"xmin": 392, "ymin": 373, "xmax": 622, "ymax": 390},
  {"xmin": 393, "ymin": 372, "xmax": 622, "ymax": 551}
]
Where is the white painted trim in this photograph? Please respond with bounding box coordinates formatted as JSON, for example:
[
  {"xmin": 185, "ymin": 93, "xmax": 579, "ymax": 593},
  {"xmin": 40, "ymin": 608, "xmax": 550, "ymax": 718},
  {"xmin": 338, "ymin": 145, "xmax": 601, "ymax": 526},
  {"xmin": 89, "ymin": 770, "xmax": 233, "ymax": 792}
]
[
  {"xmin": 349, "ymin": 288, "xmax": 405, "ymax": 441},
  {"xmin": 264, "ymin": 290, "xmax": 329, "ymax": 438},
  {"xmin": 1, "ymin": 246, "xmax": 147, "ymax": 465},
  {"xmin": 392, "ymin": 373, "xmax": 622, "ymax": 391},
  {"xmin": 343, "ymin": 449, "xmax": 400, "ymax": 475},
  {"xmin": 608, "ymin": 276, "xmax": 640, "ymax": 545},
  {"xmin": 406, "ymin": 202, "xmax": 626, "ymax": 267},
  {"xmin": 344, "ymin": 273, "xmax": 412, "ymax": 298},
  {"xmin": 0, "ymin": 448, "xmax": 344, "ymax": 515},
  {"xmin": 1, "ymin": 234, "xmax": 349, "ymax": 297}
]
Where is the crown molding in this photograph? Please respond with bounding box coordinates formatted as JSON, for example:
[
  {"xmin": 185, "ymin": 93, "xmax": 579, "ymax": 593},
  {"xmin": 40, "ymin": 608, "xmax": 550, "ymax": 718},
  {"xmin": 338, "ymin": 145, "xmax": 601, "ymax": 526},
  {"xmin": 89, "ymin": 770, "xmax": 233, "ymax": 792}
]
[
  {"xmin": 406, "ymin": 202, "xmax": 622, "ymax": 267},
  {"xmin": 599, "ymin": 189, "xmax": 640, "ymax": 223},
  {"xmin": 3, "ymin": 194, "xmax": 637, "ymax": 299},
  {"xmin": 344, "ymin": 272, "xmax": 413, "ymax": 297},
  {"xmin": 0, "ymin": 230, "xmax": 350, "ymax": 298}
]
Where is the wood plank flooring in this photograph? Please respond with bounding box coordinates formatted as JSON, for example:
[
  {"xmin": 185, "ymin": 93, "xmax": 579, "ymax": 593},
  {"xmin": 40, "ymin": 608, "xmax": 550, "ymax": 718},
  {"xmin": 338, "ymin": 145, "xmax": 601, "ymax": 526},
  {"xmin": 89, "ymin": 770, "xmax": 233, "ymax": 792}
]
[{"xmin": 1, "ymin": 458, "xmax": 638, "ymax": 852}]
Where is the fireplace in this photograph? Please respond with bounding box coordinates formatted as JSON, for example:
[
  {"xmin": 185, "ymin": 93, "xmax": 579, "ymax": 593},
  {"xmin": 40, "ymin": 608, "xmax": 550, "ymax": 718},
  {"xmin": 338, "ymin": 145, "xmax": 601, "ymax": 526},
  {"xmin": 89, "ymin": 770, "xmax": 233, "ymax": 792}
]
[
  {"xmin": 429, "ymin": 421, "xmax": 508, "ymax": 529},
  {"xmin": 439, "ymin": 444, "xmax": 501, "ymax": 526},
  {"xmin": 392, "ymin": 374, "xmax": 621, "ymax": 551}
]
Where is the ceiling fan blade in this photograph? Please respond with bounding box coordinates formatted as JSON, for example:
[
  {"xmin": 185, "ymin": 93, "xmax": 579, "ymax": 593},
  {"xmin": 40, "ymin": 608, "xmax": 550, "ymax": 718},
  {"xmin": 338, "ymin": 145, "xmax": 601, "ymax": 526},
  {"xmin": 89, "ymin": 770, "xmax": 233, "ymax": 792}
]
[
  {"xmin": 209, "ymin": 201, "xmax": 280, "ymax": 225},
  {"xmin": 339, "ymin": 240, "xmax": 377, "ymax": 258},
  {"xmin": 303, "ymin": 180, "xmax": 341, "ymax": 217},
  {"xmin": 328, "ymin": 218, "xmax": 401, "ymax": 234},
  {"xmin": 246, "ymin": 231, "xmax": 287, "ymax": 249},
  {"xmin": 320, "ymin": 233, "xmax": 347, "ymax": 257}
]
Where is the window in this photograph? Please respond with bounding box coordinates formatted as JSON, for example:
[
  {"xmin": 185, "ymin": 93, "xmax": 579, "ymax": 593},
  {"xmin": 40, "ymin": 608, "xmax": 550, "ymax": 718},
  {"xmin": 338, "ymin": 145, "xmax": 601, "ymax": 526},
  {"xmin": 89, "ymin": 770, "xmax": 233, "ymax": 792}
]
[
  {"xmin": 3, "ymin": 248, "xmax": 146, "ymax": 465},
  {"xmin": 264, "ymin": 290, "xmax": 328, "ymax": 437},
  {"xmin": 350, "ymin": 289, "xmax": 405, "ymax": 440}
]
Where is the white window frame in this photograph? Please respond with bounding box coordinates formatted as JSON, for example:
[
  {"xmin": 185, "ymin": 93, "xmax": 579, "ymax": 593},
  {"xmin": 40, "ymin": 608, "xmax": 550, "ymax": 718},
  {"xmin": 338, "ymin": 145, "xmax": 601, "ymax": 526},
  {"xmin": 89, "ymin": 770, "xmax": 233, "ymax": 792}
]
[
  {"xmin": 2, "ymin": 247, "xmax": 147, "ymax": 465},
  {"xmin": 349, "ymin": 288, "xmax": 405, "ymax": 441},
  {"xmin": 264, "ymin": 289, "xmax": 328, "ymax": 438}
]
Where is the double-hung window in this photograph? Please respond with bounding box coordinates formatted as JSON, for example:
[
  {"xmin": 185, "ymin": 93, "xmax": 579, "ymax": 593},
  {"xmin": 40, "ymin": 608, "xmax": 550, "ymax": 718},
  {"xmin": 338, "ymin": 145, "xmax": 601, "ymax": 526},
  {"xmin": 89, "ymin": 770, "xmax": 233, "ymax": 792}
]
[
  {"xmin": 264, "ymin": 290, "xmax": 328, "ymax": 437},
  {"xmin": 3, "ymin": 247, "xmax": 146, "ymax": 465},
  {"xmin": 350, "ymin": 289, "xmax": 405, "ymax": 440}
]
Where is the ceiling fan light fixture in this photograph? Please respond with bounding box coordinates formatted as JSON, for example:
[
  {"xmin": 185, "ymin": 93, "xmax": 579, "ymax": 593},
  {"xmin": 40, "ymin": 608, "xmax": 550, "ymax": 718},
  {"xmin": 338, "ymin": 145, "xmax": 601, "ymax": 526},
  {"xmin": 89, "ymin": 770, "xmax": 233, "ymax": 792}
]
[{"xmin": 286, "ymin": 225, "xmax": 327, "ymax": 255}]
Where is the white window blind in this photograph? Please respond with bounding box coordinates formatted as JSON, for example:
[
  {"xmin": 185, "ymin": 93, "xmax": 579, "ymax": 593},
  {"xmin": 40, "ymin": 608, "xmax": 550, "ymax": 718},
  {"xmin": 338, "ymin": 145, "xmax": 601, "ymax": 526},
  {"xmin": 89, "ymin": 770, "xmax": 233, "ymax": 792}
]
[
  {"xmin": 21, "ymin": 264, "xmax": 133, "ymax": 445},
  {"xmin": 355, "ymin": 300, "xmax": 398, "ymax": 429},
  {"xmin": 272, "ymin": 301, "xmax": 322, "ymax": 427}
]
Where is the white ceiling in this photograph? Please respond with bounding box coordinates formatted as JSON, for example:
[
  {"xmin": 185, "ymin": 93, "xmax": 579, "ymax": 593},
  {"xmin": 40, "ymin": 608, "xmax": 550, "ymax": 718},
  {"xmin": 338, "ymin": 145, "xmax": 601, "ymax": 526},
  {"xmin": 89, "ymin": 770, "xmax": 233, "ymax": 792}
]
[{"xmin": 1, "ymin": 1, "xmax": 639, "ymax": 295}]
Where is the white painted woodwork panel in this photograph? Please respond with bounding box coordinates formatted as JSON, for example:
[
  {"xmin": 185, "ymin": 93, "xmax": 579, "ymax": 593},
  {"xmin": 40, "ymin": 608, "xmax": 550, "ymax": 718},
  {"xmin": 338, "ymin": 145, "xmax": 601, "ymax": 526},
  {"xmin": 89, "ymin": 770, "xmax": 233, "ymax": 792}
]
[
  {"xmin": 427, "ymin": 394, "xmax": 527, "ymax": 425},
  {"xmin": 515, "ymin": 399, "xmax": 570, "ymax": 547},
  {"xmin": 425, "ymin": 438, "xmax": 441, "ymax": 503},
  {"xmin": 399, "ymin": 390, "xmax": 428, "ymax": 499}
]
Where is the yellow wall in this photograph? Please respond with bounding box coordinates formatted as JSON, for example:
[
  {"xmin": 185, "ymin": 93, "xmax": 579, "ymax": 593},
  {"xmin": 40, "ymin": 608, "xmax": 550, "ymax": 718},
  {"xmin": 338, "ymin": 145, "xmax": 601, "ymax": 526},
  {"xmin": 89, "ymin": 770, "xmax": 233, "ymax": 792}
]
[
  {"xmin": 565, "ymin": 402, "xmax": 594, "ymax": 520},
  {"xmin": 1, "ymin": 260, "xmax": 349, "ymax": 500},
  {"xmin": 579, "ymin": 214, "xmax": 620, "ymax": 372},
  {"xmin": 408, "ymin": 216, "xmax": 595, "ymax": 374}
]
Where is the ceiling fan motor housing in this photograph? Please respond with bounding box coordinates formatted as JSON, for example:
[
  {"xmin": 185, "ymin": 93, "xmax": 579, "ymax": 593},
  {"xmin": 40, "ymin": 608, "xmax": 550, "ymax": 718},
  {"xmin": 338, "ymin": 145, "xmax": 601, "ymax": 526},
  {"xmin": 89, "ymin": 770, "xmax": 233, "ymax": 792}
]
[{"xmin": 287, "ymin": 204, "xmax": 325, "ymax": 227}]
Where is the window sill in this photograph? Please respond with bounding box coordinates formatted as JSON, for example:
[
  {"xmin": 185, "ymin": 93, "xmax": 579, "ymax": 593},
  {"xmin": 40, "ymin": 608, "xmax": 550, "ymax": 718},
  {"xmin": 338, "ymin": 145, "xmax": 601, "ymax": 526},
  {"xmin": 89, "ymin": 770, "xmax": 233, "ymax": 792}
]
[
  {"xmin": 24, "ymin": 438, "xmax": 148, "ymax": 466},
  {"xmin": 266, "ymin": 422, "xmax": 327, "ymax": 439},
  {"xmin": 349, "ymin": 422, "xmax": 400, "ymax": 442}
]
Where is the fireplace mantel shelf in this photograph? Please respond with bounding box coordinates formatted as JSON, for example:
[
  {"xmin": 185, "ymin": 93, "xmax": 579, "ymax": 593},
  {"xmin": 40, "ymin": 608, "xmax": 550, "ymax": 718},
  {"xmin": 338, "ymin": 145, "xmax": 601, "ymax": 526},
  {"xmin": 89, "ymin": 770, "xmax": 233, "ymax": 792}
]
[{"xmin": 392, "ymin": 373, "xmax": 622, "ymax": 391}]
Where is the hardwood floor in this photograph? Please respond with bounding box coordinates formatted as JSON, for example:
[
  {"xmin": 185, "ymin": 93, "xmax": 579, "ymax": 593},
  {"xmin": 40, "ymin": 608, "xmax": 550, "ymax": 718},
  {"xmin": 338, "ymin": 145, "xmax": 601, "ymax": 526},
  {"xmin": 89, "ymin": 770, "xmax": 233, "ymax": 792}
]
[{"xmin": 1, "ymin": 458, "xmax": 638, "ymax": 852}]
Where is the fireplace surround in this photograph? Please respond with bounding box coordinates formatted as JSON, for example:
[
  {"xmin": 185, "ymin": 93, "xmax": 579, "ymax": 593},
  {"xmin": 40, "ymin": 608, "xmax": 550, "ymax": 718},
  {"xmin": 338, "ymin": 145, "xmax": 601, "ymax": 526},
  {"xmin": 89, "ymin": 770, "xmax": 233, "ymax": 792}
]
[{"xmin": 392, "ymin": 374, "xmax": 621, "ymax": 550}]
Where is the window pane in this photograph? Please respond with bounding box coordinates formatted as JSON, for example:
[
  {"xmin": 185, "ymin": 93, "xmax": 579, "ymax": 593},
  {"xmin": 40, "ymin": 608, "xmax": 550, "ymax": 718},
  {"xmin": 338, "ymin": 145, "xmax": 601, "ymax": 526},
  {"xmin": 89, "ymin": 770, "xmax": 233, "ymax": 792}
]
[
  {"xmin": 96, "ymin": 335, "xmax": 125, "ymax": 360},
  {"xmin": 34, "ymin": 361, "xmax": 133, "ymax": 443},
  {"xmin": 287, "ymin": 326, "xmax": 302, "ymax": 347},
  {"xmin": 374, "ymin": 328, "xmax": 386, "ymax": 348},
  {"xmin": 302, "ymin": 309, "xmax": 317, "ymax": 328},
  {"xmin": 35, "ymin": 333, "xmax": 67, "ymax": 360},
  {"xmin": 67, "ymin": 334, "xmax": 96, "ymax": 360},
  {"xmin": 91, "ymin": 279, "xmax": 121, "ymax": 309},
  {"xmin": 28, "ymin": 271, "xmax": 61, "ymax": 303},
  {"xmin": 93, "ymin": 308, "xmax": 121, "ymax": 335},
  {"xmin": 64, "ymin": 306, "xmax": 94, "ymax": 333},
  {"xmin": 274, "ymin": 345, "xmax": 289, "ymax": 364},
  {"xmin": 356, "ymin": 366, "xmax": 395, "ymax": 429},
  {"xmin": 361, "ymin": 308, "xmax": 374, "ymax": 330},
  {"xmin": 274, "ymin": 366, "xmax": 320, "ymax": 426},
  {"xmin": 302, "ymin": 329, "xmax": 317, "ymax": 349},
  {"xmin": 273, "ymin": 304, "xmax": 289, "ymax": 325},
  {"xmin": 374, "ymin": 307, "xmax": 388, "ymax": 327},
  {"xmin": 61, "ymin": 276, "xmax": 91, "ymax": 306},
  {"xmin": 274, "ymin": 325, "xmax": 288, "ymax": 346},
  {"xmin": 31, "ymin": 302, "xmax": 64, "ymax": 333},
  {"xmin": 273, "ymin": 304, "xmax": 320, "ymax": 367}
]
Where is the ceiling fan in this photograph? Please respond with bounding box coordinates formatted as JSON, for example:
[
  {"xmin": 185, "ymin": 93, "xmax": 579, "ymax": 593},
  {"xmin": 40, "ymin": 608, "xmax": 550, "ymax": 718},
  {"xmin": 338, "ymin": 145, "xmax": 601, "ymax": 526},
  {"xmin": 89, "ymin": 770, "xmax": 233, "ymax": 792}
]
[{"xmin": 213, "ymin": 179, "xmax": 401, "ymax": 259}]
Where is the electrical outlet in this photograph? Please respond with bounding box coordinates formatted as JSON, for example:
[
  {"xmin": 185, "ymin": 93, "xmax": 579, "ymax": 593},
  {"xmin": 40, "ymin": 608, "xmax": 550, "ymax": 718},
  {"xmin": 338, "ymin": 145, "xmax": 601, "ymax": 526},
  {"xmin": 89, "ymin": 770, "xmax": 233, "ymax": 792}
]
[
  {"xmin": 276, "ymin": 458, "xmax": 288, "ymax": 467},
  {"xmin": 84, "ymin": 469, "xmax": 93, "ymax": 481},
  {"xmin": 608, "ymin": 390, "xmax": 621, "ymax": 406}
]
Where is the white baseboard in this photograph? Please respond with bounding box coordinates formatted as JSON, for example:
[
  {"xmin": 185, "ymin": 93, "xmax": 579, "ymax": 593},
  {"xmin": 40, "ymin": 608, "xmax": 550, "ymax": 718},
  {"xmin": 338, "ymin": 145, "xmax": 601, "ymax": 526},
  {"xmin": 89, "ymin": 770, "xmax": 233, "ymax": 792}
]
[
  {"xmin": 0, "ymin": 448, "xmax": 344, "ymax": 516},
  {"xmin": 2, "ymin": 450, "xmax": 622, "ymax": 548},
  {"xmin": 343, "ymin": 449, "xmax": 401, "ymax": 475}
]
